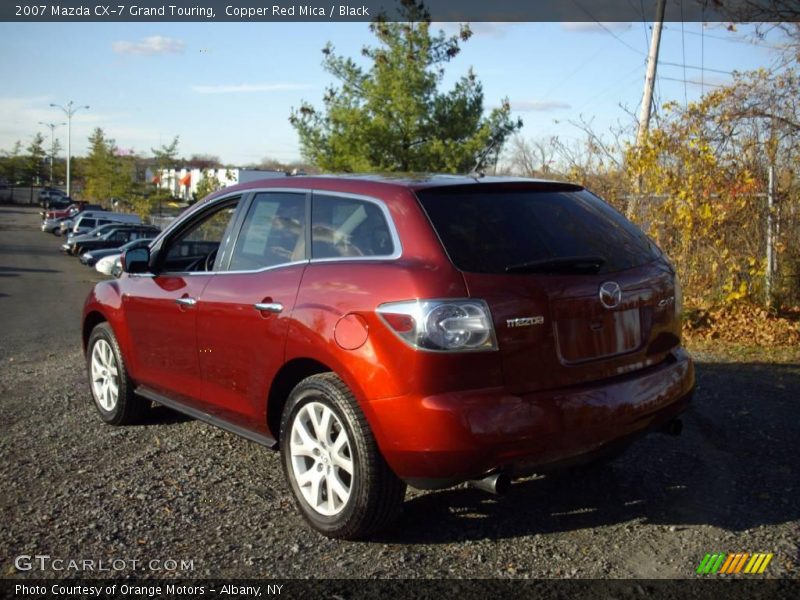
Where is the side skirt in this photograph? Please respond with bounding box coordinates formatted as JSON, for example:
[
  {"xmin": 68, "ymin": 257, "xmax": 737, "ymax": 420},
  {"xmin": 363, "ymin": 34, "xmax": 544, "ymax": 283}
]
[{"xmin": 135, "ymin": 386, "xmax": 277, "ymax": 449}]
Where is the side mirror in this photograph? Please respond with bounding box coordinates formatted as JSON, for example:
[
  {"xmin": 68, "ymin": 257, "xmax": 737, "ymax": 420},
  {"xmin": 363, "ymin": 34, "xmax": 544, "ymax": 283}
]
[{"xmin": 121, "ymin": 247, "xmax": 150, "ymax": 274}]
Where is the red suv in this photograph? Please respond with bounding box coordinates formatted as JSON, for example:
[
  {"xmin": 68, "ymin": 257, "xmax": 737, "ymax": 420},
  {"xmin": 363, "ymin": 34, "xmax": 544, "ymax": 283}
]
[{"xmin": 82, "ymin": 176, "xmax": 694, "ymax": 538}]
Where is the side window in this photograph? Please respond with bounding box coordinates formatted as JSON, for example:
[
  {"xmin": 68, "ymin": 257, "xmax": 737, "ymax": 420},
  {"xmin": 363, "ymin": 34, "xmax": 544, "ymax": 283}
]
[
  {"xmin": 81, "ymin": 218, "xmax": 96, "ymax": 229},
  {"xmin": 228, "ymin": 192, "xmax": 306, "ymax": 271},
  {"xmin": 162, "ymin": 199, "xmax": 240, "ymax": 272},
  {"xmin": 111, "ymin": 231, "xmax": 128, "ymax": 242},
  {"xmin": 312, "ymin": 194, "xmax": 394, "ymax": 259}
]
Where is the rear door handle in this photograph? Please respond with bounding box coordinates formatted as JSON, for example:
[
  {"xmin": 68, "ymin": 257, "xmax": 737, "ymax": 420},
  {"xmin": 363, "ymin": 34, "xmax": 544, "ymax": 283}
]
[
  {"xmin": 254, "ymin": 302, "xmax": 283, "ymax": 313},
  {"xmin": 175, "ymin": 297, "xmax": 197, "ymax": 307}
]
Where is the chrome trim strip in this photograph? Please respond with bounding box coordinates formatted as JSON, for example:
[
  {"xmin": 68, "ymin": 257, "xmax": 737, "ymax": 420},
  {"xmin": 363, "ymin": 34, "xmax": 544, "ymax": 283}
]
[
  {"xmin": 309, "ymin": 189, "xmax": 403, "ymax": 262},
  {"xmin": 213, "ymin": 259, "xmax": 310, "ymax": 276}
]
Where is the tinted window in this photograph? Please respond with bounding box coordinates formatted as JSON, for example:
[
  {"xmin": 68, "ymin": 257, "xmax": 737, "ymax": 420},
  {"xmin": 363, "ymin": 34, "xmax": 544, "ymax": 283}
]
[
  {"xmin": 229, "ymin": 192, "xmax": 306, "ymax": 271},
  {"xmin": 81, "ymin": 218, "xmax": 96, "ymax": 229},
  {"xmin": 312, "ymin": 194, "xmax": 394, "ymax": 259},
  {"xmin": 163, "ymin": 199, "xmax": 239, "ymax": 271},
  {"xmin": 416, "ymin": 187, "xmax": 660, "ymax": 274}
]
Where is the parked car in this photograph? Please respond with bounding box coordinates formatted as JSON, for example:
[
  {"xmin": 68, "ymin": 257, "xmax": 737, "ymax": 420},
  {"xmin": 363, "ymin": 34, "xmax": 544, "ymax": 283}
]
[
  {"xmin": 42, "ymin": 215, "xmax": 72, "ymax": 234},
  {"xmin": 82, "ymin": 176, "xmax": 694, "ymax": 539},
  {"xmin": 95, "ymin": 254, "xmax": 121, "ymax": 277},
  {"xmin": 78, "ymin": 229, "xmax": 158, "ymax": 263},
  {"xmin": 91, "ymin": 238, "xmax": 154, "ymax": 273},
  {"xmin": 42, "ymin": 201, "xmax": 104, "ymax": 221},
  {"xmin": 38, "ymin": 187, "xmax": 66, "ymax": 206},
  {"xmin": 69, "ymin": 212, "xmax": 142, "ymax": 238},
  {"xmin": 42, "ymin": 204, "xmax": 105, "ymax": 233},
  {"xmin": 64, "ymin": 223, "xmax": 151, "ymax": 255},
  {"xmin": 41, "ymin": 195, "xmax": 73, "ymax": 211}
]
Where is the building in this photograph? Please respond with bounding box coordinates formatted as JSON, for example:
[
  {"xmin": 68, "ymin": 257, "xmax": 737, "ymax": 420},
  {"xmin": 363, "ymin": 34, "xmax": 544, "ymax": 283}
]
[{"xmin": 146, "ymin": 167, "xmax": 288, "ymax": 200}]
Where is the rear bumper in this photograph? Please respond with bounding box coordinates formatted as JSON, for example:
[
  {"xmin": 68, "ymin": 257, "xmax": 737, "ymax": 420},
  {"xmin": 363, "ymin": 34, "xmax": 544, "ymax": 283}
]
[{"xmin": 369, "ymin": 347, "xmax": 694, "ymax": 488}]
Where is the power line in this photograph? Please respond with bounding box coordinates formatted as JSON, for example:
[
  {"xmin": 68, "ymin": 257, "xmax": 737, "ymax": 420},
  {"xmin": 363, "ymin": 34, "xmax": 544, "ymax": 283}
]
[
  {"xmin": 680, "ymin": 5, "xmax": 688, "ymax": 107},
  {"xmin": 662, "ymin": 25, "xmax": 782, "ymax": 49},
  {"xmin": 569, "ymin": 0, "xmax": 645, "ymax": 56},
  {"xmin": 660, "ymin": 76, "xmax": 725, "ymax": 89},
  {"xmin": 660, "ymin": 61, "xmax": 734, "ymax": 75}
]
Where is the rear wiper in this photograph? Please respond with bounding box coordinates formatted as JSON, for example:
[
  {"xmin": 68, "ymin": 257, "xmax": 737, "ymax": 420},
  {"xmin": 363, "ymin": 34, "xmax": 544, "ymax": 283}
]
[{"xmin": 504, "ymin": 255, "xmax": 606, "ymax": 274}]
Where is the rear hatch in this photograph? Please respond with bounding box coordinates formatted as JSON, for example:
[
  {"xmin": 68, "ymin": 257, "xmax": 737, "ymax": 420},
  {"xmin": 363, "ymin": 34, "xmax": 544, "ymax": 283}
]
[{"xmin": 416, "ymin": 183, "xmax": 682, "ymax": 394}]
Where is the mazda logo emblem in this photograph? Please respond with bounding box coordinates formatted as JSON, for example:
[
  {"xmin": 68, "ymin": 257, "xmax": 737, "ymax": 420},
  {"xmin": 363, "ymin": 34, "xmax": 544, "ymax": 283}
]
[{"xmin": 599, "ymin": 281, "xmax": 622, "ymax": 309}]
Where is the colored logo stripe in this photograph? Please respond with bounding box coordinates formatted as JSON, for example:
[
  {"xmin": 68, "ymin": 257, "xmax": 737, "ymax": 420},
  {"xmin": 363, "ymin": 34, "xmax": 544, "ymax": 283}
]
[{"xmin": 698, "ymin": 553, "xmax": 773, "ymax": 575}]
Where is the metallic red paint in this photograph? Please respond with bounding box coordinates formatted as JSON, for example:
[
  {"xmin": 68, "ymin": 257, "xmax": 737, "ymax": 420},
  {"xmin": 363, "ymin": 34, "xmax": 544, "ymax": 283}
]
[{"xmin": 83, "ymin": 175, "xmax": 694, "ymax": 488}]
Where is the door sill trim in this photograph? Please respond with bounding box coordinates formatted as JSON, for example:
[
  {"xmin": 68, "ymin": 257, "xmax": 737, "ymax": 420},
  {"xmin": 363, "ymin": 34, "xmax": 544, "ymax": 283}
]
[{"xmin": 135, "ymin": 386, "xmax": 277, "ymax": 449}]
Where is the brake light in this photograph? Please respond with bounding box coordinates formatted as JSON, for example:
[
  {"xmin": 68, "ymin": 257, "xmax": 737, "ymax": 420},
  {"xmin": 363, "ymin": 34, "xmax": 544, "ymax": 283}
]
[{"xmin": 377, "ymin": 299, "xmax": 497, "ymax": 352}]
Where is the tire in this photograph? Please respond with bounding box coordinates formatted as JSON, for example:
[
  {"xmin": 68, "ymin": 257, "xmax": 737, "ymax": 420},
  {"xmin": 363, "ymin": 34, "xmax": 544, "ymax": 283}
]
[
  {"xmin": 86, "ymin": 322, "xmax": 145, "ymax": 425},
  {"xmin": 279, "ymin": 373, "xmax": 406, "ymax": 539}
]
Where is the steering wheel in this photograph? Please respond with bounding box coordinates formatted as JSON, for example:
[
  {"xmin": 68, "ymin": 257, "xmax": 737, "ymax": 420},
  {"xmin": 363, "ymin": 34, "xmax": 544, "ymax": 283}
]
[{"xmin": 203, "ymin": 248, "xmax": 218, "ymax": 272}]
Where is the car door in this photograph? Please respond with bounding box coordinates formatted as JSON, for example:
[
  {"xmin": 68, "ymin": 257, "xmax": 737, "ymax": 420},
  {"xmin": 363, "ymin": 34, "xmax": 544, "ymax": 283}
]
[
  {"xmin": 122, "ymin": 196, "xmax": 241, "ymax": 405},
  {"xmin": 196, "ymin": 190, "xmax": 308, "ymax": 432}
]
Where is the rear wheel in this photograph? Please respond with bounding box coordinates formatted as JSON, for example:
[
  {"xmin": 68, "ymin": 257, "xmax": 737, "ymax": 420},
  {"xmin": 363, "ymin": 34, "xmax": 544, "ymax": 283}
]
[
  {"xmin": 87, "ymin": 323, "xmax": 146, "ymax": 425},
  {"xmin": 279, "ymin": 373, "xmax": 406, "ymax": 539}
]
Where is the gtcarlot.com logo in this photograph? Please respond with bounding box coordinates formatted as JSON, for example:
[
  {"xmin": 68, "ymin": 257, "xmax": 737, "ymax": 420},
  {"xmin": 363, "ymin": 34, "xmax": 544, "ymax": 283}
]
[
  {"xmin": 696, "ymin": 552, "xmax": 773, "ymax": 575},
  {"xmin": 14, "ymin": 554, "xmax": 195, "ymax": 573}
]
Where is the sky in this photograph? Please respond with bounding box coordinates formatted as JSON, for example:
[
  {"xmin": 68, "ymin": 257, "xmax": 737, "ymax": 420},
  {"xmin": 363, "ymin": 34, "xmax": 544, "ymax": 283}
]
[{"xmin": 0, "ymin": 20, "xmax": 789, "ymax": 167}]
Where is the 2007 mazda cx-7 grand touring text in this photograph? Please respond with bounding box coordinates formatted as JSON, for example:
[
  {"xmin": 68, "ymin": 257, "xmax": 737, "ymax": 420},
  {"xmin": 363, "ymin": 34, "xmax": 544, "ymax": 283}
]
[{"xmin": 82, "ymin": 175, "xmax": 694, "ymax": 538}]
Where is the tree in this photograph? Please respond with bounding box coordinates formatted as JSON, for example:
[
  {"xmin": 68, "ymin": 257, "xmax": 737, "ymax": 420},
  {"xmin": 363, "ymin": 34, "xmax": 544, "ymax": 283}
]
[
  {"xmin": 290, "ymin": 0, "xmax": 521, "ymax": 173},
  {"xmin": 193, "ymin": 168, "xmax": 235, "ymax": 201},
  {"xmin": 188, "ymin": 153, "xmax": 221, "ymax": 169},
  {"xmin": 84, "ymin": 128, "xmax": 134, "ymax": 202},
  {"xmin": 625, "ymin": 67, "xmax": 800, "ymax": 309},
  {"xmin": 0, "ymin": 141, "xmax": 23, "ymax": 187},
  {"xmin": 25, "ymin": 133, "xmax": 47, "ymax": 185},
  {"xmin": 151, "ymin": 136, "xmax": 181, "ymax": 174}
]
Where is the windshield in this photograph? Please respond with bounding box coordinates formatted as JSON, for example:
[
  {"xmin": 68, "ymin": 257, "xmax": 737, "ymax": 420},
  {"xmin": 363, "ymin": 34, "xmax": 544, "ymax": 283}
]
[{"xmin": 416, "ymin": 186, "xmax": 661, "ymax": 274}]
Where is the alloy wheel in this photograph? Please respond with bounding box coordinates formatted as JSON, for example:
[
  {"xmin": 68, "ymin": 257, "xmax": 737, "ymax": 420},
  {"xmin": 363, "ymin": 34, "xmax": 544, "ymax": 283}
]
[
  {"xmin": 289, "ymin": 401, "xmax": 354, "ymax": 516},
  {"xmin": 90, "ymin": 338, "xmax": 119, "ymax": 411}
]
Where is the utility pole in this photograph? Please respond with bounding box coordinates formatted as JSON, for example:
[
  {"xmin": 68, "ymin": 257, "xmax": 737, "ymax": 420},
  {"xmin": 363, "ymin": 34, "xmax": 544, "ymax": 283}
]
[
  {"xmin": 38, "ymin": 121, "xmax": 65, "ymax": 185},
  {"xmin": 636, "ymin": 0, "xmax": 666, "ymax": 147},
  {"xmin": 49, "ymin": 101, "xmax": 89, "ymax": 197},
  {"xmin": 766, "ymin": 165, "xmax": 775, "ymax": 307},
  {"xmin": 629, "ymin": 0, "xmax": 666, "ymax": 220}
]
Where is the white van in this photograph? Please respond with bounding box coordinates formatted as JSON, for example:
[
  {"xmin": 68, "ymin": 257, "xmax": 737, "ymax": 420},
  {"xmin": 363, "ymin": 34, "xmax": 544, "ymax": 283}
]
[{"xmin": 71, "ymin": 212, "xmax": 142, "ymax": 236}]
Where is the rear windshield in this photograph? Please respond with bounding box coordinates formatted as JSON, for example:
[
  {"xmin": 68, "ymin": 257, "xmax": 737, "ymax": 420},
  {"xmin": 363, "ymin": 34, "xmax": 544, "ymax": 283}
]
[{"xmin": 416, "ymin": 186, "xmax": 661, "ymax": 274}]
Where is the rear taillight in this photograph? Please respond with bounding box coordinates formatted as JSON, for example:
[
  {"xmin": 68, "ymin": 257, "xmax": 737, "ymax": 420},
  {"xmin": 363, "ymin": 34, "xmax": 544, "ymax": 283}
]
[{"xmin": 377, "ymin": 299, "xmax": 498, "ymax": 352}]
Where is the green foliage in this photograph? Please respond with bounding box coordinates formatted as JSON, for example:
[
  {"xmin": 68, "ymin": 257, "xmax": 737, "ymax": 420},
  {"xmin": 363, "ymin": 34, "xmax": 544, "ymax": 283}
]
[
  {"xmin": 151, "ymin": 136, "xmax": 181, "ymax": 172},
  {"xmin": 0, "ymin": 141, "xmax": 24, "ymax": 185},
  {"xmin": 290, "ymin": 1, "xmax": 521, "ymax": 173},
  {"xmin": 83, "ymin": 128, "xmax": 134, "ymax": 202},
  {"xmin": 625, "ymin": 67, "xmax": 800, "ymax": 309},
  {"xmin": 25, "ymin": 133, "xmax": 47, "ymax": 184},
  {"xmin": 193, "ymin": 168, "xmax": 233, "ymax": 202}
]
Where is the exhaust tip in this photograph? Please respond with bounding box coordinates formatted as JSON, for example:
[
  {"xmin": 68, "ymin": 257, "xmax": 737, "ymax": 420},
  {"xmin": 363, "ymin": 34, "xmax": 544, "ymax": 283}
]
[{"xmin": 468, "ymin": 472, "xmax": 511, "ymax": 496}]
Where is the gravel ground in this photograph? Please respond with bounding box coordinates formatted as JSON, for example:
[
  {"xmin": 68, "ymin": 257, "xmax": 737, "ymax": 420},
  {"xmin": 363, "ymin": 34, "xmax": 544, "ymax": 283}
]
[{"xmin": 1, "ymin": 205, "xmax": 798, "ymax": 580}]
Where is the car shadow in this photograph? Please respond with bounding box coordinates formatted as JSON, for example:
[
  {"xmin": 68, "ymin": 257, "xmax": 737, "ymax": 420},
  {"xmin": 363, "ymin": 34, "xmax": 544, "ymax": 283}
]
[
  {"xmin": 138, "ymin": 403, "xmax": 192, "ymax": 426},
  {"xmin": 0, "ymin": 266, "xmax": 60, "ymax": 274},
  {"xmin": 376, "ymin": 360, "xmax": 800, "ymax": 543}
]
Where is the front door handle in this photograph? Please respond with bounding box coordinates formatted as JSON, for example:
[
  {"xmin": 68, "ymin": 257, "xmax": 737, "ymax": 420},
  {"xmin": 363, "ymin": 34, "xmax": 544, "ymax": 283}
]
[
  {"xmin": 175, "ymin": 296, "xmax": 197, "ymax": 307},
  {"xmin": 254, "ymin": 302, "xmax": 283, "ymax": 313}
]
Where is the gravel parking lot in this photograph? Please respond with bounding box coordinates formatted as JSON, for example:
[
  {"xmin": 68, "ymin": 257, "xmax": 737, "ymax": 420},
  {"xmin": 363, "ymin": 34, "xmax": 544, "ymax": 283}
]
[{"xmin": 1, "ymin": 204, "xmax": 798, "ymax": 580}]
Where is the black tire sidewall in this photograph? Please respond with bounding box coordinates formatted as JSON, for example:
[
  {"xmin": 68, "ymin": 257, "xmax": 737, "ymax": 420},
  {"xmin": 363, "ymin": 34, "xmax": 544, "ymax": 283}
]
[
  {"xmin": 86, "ymin": 324, "xmax": 129, "ymax": 424},
  {"xmin": 280, "ymin": 382, "xmax": 365, "ymax": 535}
]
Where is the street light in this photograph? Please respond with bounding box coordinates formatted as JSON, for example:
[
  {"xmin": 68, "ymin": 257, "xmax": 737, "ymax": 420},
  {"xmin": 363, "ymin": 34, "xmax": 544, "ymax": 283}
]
[
  {"xmin": 49, "ymin": 101, "xmax": 89, "ymax": 197},
  {"xmin": 38, "ymin": 121, "xmax": 66, "ymax": 185}
]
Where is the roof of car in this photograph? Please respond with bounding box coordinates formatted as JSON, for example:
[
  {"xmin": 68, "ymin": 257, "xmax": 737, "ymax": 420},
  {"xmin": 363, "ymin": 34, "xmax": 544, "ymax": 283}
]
[{"xmin": 203, "ymin": 173, "xmax": 583, "ymax": 204}]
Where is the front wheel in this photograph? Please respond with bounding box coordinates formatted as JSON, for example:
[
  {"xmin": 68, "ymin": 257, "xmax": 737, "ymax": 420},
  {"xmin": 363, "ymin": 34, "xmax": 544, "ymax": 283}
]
[
  {"xmin": 87, "ymin": 322, "xmax": 146, "ymax": 425},
  {"xmin": 279, "ymin": 373, "xmax": 406, "ymax": 539}
]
